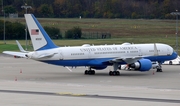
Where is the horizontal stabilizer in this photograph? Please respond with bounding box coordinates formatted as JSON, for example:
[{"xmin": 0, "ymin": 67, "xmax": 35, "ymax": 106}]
[
  {"xmin": 3, "ymin": 51, "xmax": 27, "ymax": 58},
  {"xmin": 16, "ymin": 40, "xmax": 28, "ymax": 53}
]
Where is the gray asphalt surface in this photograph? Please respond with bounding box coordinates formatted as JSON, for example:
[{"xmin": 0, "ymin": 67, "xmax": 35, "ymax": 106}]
[{"xmin": 0, "ymin": 55, "xmax": 180, "ymax": 106}]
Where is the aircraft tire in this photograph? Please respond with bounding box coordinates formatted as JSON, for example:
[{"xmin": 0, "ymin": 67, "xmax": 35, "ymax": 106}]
[
  {"xmin": 169, "ymin": 61, "xmax": 172, "ymax": 65},
  {"xmin": 91, "ymin": 70, "xmax": 95, "ymax": 75},
  {"xmin": 156, "ymin": 69, "xmax": 163, "ymax": 72},
  {"xmin": 116, "ymin": 71, "xmax": 120, "ymax": 75},
  {"xmin": 85, "ymin": 70, "xmax": 95, "ymax": 75},
  {"xmin": 109, "ymin": 71, "xmax": 120, "ymax": 76},
  {"xmin": 84, "ymin": 70, "xmax": 88, "ymax": 75},
  {"xmin": 113, "ymin": 71, "xmax": 116, "ymax": 75},
  {"xmin": 109, "ymin": 71, "xmax": 113, "ymax": 76}
]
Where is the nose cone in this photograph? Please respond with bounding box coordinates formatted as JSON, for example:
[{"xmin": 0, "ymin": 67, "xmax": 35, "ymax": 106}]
[{"xmin": 172, "ymin": 51, "xmax": 178, "ymax": 59}]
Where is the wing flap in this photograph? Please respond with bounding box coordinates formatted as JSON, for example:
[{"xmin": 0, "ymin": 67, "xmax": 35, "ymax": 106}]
[{"xmin": 109, "ymin": 56, "xmax": 143, "ymax": 64}]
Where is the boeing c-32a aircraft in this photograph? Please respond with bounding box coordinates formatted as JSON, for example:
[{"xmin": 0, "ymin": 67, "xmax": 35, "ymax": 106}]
[{"xmin": 3, "ymin": 14, "xmax": 178, "ymax": 76}]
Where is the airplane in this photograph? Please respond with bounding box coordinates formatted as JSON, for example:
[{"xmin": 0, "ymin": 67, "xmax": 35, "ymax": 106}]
[{"xmin": 3, "ymin": 14, "xmax": 178, "ymax": 76}]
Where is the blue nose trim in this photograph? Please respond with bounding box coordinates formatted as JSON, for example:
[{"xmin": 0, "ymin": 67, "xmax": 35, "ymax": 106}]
[{"xmin": 172, "ymin": 51, "xmax": 178, "ymax": 59}]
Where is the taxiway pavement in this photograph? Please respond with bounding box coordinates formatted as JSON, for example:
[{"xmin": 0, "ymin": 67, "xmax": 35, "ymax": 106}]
[{"xmin": 0, "ymin": 55, "xmax": 180, "ymax": 106}]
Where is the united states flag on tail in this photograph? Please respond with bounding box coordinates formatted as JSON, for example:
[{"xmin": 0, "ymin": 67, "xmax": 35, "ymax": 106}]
[{"xmin": 31, "ymin": 29, "xmax": 39, "ymax": 35}]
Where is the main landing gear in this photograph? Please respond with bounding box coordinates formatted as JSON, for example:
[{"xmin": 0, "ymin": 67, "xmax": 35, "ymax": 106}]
[
  {"xmin": 84, "ymin": 67, "xmax": 95, "ymax": 75},
  {"xmin": 109, "ymin": 63, "xmax": 120, "ymax": 76},
  {"xmin": 109, "ymin": 71, "xmax": 120, "ymax": 76},
  {"xmin": 84, "ymin": 63, "xmax": 120, "ymax": 76}
]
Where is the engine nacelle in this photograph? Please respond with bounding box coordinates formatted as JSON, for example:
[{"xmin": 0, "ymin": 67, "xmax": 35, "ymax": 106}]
[
  {"xmin": 129, "ymin": 59, "xmax": 152, "ymax": 71},
  {"xmin": 91, "ymin": 66, "xmax": 107, "ymax": 70}
]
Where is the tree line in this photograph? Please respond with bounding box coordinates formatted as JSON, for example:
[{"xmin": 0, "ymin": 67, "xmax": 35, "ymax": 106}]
[{"xmin": 0, "ymin": 0, "xmax": 180, "ymax": 19}]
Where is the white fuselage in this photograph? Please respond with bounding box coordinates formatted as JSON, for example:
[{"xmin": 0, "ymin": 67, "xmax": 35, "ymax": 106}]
[{"xmin": 27, "ymin": 43, "xmax": 173, "ymax": 61}]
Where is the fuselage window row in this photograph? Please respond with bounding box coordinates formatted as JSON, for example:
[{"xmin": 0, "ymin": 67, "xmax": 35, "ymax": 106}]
[
  {"xmin": 94, "ymin": 51, "xmax": 126, "ymax": 54},
  {"xmin": 149, "ymin": 50, "xmax": 161, "ymax": 52},
  {"xmin": 71, "ymin": 53, "xmax": 85, "ymax": 55}
]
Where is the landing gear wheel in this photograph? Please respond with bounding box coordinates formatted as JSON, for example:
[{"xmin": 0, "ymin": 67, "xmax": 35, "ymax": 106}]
[
  {"xmin": 109, "ymin": 71, "xmax": 113, "ymax": 76},
  {"xmin": 169, "ymin": 61, "xmax": 172, "ymax": 65},
  {"xmin": 91, "ymin": 70, "xmax": 95, "ymax": 75},
  {"xmin": 109, "ymin": 71, "xmax": 120, "ymax": 76},
  {"xmin": 84, "ymin": 70, "xmax": 95, "ymax": 75},
  {"xmin": 116, "ymin": 71, "xmax": 120, "ymax": 75},
  {"xmin": 156, "ymin": 62, "xmax": 163, "ymax": 72},
  {"xmin": 156, "ymin": 69, "xmax": 163, "ymax": 72},
  {"xmin": 84, "ymin": 70, "xmax": 88, "ymax": 75}
]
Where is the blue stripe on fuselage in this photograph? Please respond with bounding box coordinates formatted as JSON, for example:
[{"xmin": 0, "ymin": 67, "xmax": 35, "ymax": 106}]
[
  {"xmin": 40, "ymin": 58, "xmax": 116, "ymax": 66},
  {"xmin": 31, "ymin": 14, "xmax": 58, "ymax": 51}
]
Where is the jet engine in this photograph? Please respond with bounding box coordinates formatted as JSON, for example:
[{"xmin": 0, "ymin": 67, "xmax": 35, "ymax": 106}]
[{"xmin": 129, "ymin": 59, "xmax": 152, "ymax": 71}]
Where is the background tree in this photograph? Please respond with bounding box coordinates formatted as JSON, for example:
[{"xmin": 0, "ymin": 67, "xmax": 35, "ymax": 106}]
[
  {"xmin": 65, "ymin": 27, "xmax": 82, "ymax": 39},
  {"xmin": 0, "ymin": 20, "xmax": 4, "ymax": 40},
  {"xmin": 5, "ymin": 21, "xmax": 25, "ymax": 40},
  {"xmin": 44, "ymin": 26, "xmax": 62, "ymax": 39},
  {"xmin": 4, "ymin": 5, "xmax": 17, "ymax": 13},
  {"xmin": 37, "ymin": 4, "xmax": 54, "ymax": 17},
  {"xmin": 1, "ymin": 0, "xmax": 180, "ymax": 18}
]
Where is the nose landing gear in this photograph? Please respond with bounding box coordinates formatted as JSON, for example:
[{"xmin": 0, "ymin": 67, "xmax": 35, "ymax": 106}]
[{"xmin": 156, "ymin": 62, "xmax": 163, "ymax": 72}]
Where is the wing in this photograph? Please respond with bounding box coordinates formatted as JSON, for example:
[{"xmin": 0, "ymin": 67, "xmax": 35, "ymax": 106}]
[
  {"xmin": 108, "ymin": 56, "xmax": 143, "ymax": 64},
  {"xmin": 3, "ymin": 51, "xmax": 27, "ymax": 58},
  {"xmin": 108, "ymin": 43, "xmax": 159, "ymax": 64}
]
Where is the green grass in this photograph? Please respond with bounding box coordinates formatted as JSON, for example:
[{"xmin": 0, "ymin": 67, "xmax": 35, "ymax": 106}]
[
  {"xmin": 0, "ymin": 18, "xmax": 179, "ymax": 53},
  {"xmin": 1, "ymin": 18, "xmax": 176, "ymax": 37},
  {"xmin": 0, "ymin": 36, "xmax": 178, "ymax": 53},
  {"xmin": 0, "ymin": 43, "xmax": 19, "ymax": 51}
]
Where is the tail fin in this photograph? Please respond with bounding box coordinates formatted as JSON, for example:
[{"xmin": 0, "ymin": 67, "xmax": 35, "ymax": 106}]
[{"xmin": 24, "ymin": 14, "xmax": 58, "ymax": 51}]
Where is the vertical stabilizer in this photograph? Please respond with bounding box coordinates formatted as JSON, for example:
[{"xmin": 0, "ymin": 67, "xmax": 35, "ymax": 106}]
[{"xmin": 25, "ymin": 14, "xmax": 58, "ymax": 51}]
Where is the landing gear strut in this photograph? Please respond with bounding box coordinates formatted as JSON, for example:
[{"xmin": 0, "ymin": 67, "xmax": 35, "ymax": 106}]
[
  {"xmin": 84, "ymin": 67, "xmax": 95, "ymax": 75},
  {"xmin": 109, "ymin": 63, "xmax": 120, "ymax": 76}
]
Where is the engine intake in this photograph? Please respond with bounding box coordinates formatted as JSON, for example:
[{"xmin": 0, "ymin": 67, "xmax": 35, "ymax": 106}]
[{"xmin": 129, "ymin": 59, "xmax": 152, "ymax": 71}]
